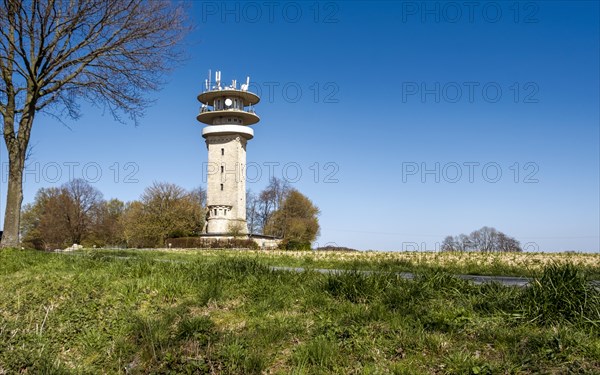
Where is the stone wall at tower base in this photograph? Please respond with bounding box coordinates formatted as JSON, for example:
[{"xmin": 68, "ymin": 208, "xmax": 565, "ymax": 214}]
[
  {"xmin": 247, "ymin": 234, "xmax": 282, "ymax": 250},
  {"xmin": 166, "ymin": 234, "xmax": 282, "ymax": 250}
]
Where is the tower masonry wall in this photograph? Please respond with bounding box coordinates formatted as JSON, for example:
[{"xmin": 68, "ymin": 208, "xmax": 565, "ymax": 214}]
[{"xmin": 205, "ymin": 133, "xmax": 249, "ymax": 234}]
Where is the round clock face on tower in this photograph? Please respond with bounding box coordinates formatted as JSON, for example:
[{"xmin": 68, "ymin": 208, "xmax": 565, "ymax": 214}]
[{"xmin": 224, "ymin": 98, "xmax": 233, "ymax": 107}]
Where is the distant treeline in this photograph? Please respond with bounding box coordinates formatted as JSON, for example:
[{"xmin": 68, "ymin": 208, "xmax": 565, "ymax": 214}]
[
  {"xmin": 442, "ymin": 226, "xmax": 522, "ymax": 252},
  {"xmin": 21, "ymin": 177, "xmax": 319, "ymax": 250}
]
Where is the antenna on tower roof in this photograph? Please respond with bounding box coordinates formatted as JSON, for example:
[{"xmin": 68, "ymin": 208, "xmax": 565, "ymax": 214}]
[
  {"xmin": 241, "ymin": 76, "xmax": 250, "ymax": 91},
  {"xmin": 215, "ymin": 71, "xmax": 221, "ymax": 89},
  {"xmin": 207, "ymin": 69, "xmax": 211, "ymax": 90}
]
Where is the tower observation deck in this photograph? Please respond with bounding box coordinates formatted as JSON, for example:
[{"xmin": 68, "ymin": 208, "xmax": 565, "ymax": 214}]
[{"xmin": 197, "ymin": 70, "xmax": 260, "ymax": 235}]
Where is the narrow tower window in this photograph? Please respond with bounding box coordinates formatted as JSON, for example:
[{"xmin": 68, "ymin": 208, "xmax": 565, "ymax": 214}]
[
  {"xmin": 221, "ymin": 165, "xmax": 224, "ymax": 173},
  {"xmin": 220, "ymin": 183, "xmax": 224, "ymax": 191},
  {"xmin": 221, "ymin": 148, "xmax": 224, "ymax": 155}
]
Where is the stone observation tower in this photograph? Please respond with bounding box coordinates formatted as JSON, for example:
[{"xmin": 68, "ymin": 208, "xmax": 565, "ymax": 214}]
[{"xmin": 197, "ymin": 70, "xmax": 259, "ymax": 235}]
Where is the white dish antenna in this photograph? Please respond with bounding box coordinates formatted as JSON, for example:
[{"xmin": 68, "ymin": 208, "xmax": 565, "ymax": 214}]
[{"xmin": 225, "ymin": 98, "xmax": 233, "ymax": 107}]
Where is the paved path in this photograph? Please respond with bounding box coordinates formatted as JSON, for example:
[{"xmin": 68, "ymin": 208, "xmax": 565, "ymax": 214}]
[
  {"xmin": 269, "ymin": 266, "xmax": 532, "ymax": 287},
  {"xmin": 57, "ymin": 251, "xmax": 599, "ymax": 288}
]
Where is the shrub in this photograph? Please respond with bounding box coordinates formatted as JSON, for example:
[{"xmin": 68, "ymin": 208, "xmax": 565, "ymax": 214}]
[
  {"xmin": 521, "ymin": 262, "xmax": 600, "ymax": 326},
  {"xmin": 279, "ymin": 240, "xmax": 311, "ymax": 250}
]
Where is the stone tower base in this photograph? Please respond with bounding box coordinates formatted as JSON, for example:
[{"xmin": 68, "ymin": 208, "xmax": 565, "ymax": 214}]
[{"xmin": 197, "ymin": 233, "xmax": 282, "ymax": 250}]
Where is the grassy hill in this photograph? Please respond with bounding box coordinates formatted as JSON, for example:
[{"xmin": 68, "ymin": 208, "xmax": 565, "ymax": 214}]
[{"xmin": 0, "ymin": 249, "xmax": 598, "ymax": 374}]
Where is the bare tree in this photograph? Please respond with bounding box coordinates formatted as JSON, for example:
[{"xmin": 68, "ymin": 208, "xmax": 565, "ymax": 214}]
[
  {"xmin": 257, "ymin": 188, "xmax": 275, "ymax": 232},
  {"xmin": 246, "ymin": 190, "xmax": 260, "ymax": 234},
  {"xmin": 441, "ymin": 227, "xmax": 522, "ymax": 252},
  {"xmin": 257, "ymin": 177, "xmax": 290, "ymax": 234},
  {"xmin": 441, "ymin": 236, "xmax": 456, "ymax": 252},
  {"xmin": 62, "ymin": 178, "xmax": 103, "ymax": 244},
  {"xmin": 20, "ymin": 178, "xmax": 103, "ymax": 249},
  {"xmin": 457, "ymin": 234, "xmax": 472, "ymax": 251},
  {"xmin": 189, "ymin": 186, "xmax": 207, "ymax": 209},
  {"xmin": 470, "ymin": 226, "xmax": 497, "ymax": 252},
  {"xmin": 0, "ymin": 0, "xmax": 189, "ymax": 248},
  {"xmin": 495, "ymin": 232, "xmax": 521, "ymax": 252}
]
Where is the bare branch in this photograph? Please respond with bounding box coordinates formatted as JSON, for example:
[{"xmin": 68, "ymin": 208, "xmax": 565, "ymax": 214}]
[{"xmin": 0, "ymin": 0, "xmax": 190, "ymax": 248}]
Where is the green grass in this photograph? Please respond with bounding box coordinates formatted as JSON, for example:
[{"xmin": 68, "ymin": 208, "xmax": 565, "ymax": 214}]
[
  {"xmin": 0, "ymin": 249, "xmax": 598, "ymax": 373},
  {"xmin": 77, "ymin": 247, "xmax": 600, "ymax": 279}
]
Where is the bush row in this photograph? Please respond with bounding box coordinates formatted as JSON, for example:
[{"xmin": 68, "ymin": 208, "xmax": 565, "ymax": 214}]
[{"xmin": 165, "ymin": 237, "xmax": 259, "ymax": 249}]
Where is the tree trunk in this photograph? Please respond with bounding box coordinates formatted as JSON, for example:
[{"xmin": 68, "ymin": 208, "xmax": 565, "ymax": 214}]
[
  {"xmin": 1, "ymin": 101, "xmax": 34, "ymax": 249},
  {"xmin": 1, "ymin": 151, "xmax": 25, "ymax": 248}
]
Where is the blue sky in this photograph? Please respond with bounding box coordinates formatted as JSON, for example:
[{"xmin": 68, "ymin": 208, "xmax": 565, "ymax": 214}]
[{"xmin": 2, "ymin": 1, "xmax": 598, "ymax": 252}]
